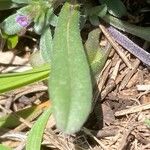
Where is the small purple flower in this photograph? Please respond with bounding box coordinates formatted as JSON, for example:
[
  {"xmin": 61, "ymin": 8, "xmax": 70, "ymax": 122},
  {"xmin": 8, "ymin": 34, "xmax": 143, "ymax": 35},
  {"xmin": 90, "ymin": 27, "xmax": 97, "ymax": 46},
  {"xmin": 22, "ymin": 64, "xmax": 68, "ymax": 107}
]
[{"xmin": 16, "ymin": 15, "xmax": 30, "ymax": 27}]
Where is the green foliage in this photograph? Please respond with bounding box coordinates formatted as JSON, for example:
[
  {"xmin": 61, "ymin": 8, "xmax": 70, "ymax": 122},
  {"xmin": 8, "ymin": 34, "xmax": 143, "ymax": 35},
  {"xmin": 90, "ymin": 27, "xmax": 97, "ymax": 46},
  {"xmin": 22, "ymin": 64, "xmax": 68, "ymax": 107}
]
[
  {"xmin": 85, "ymin": 28, "xmax": 109, "ymax": 76},
  {"xmin": 88, "ymin": 4, "xmax": 107, "ymax": 26},
  {"xmin": 26, "ymin": 108, "xmax": 52, "ymax": 150},
  {"xmin": 0, "ymin": 144, "xmax": 12, "ymax": 150},
  {"xmin": 49, "ymin": 2, "xmax": 92, "ymax": 134},
  {"xmin": 0, "ymin": 64, "xmax": 50, "ymax": 94},
  {"xmin": 0, "ymin": 105, "xmax": 43, "ymax": 128},
  {"xmin": 144, "ymin": 119, "xmax": 150, "ymax": 127},
  {"xmin": 6, "ymin": 34, "xmax": 18, "ymax": 49},
  {"xmin": 0, "ymin": 0, "xmax": 56, "ymax": 35},
  {"xmin": 0, "ymin": 1, "xmax": 149, "ymax": 148},
  {"xmin": 1, "ymin": 5, "xmax": 33, "ymax": 35},
  {"xmin": 33, "ymin": 6, "xmax": 54, "ymax": 34},
  {"xmin": 47, "ymin": 13, "xmax": 58, "ymax": 27},
  {"xmin": 88, "ymin": 4, "xmax": 107, "ymax": 17},
  {"xmin": 34, "ymin": 10, "xmax": 47, "ymax": 34},
  {"xmin": 40, "ymin": 27, "xmax": 53, "ymax": 64},
  {"xmin": 100, "ymin": 0, "xmax": 127, "ymax": 17},
  {"xmin": 12, "ymin": 0, "xmax": 30, "ymax": 4},
  {"xmin": 1, "ymin": 32, "xmax": 18, "ymax": 49},
  {"xmin": 103, "ymin": 14, "xmax": 150, "ymax": 41}
]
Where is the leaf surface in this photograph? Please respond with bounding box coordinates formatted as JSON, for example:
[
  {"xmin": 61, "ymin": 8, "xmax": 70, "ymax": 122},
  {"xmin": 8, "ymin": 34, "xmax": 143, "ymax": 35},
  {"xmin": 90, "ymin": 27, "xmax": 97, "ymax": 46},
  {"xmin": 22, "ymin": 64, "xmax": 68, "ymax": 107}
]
[
  {"xmin": 40, "ymin": 27, "xmax": 52, "ymax": 64},
  {"xmin": 49, "ymin": 2, "xmax": 92, "ymax": 134},
  {"xmin": 26, "ymin": 108, "xmax": 52, "ymax": 150},
  {"xmin": 0, "ymin": 64, "xmax": 50, "ymax": 94},
  {"xmin": 100, "ymin": 0, "xmax": 127, "ymax": 17},
  {"xmin": 0, "ymin": 144, "xmax": 12, "ymax": 150}
]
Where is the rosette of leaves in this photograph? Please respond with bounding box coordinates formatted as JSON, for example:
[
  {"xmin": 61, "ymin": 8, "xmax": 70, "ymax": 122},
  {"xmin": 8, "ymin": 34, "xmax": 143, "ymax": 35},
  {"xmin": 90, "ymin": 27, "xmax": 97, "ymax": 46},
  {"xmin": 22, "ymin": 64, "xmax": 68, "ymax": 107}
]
[
  {"xmin": 1, "ymin": 0, "xmax": 59, "ymax": 34},
  {"xmin": 0, "ymin": 0, "xmax": 58, "ymax": 49}
]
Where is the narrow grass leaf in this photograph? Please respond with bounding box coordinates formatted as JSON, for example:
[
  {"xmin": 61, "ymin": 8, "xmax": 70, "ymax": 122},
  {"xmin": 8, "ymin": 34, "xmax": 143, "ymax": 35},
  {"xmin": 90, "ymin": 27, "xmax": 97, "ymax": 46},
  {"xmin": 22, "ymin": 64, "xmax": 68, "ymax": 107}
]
[
  {"xmin": 26, "ymin": 108, "xmax": 52, "ymax": 150},
  {"xmin": 0, "ymin": 64, "xmax": 50, "ymax": 94},
  {"xmin": 0, "ymin": 101, "xmax": 50, "ymax": 128}
]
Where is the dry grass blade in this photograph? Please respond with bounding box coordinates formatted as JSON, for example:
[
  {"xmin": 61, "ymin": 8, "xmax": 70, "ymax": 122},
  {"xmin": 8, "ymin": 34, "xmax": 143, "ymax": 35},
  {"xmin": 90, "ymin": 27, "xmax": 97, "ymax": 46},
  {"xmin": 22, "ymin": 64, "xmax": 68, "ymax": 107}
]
[
  {"xmin": 99, "ymin": 24, "xmax": 132, "ymax": 69},
  {"xmin": 115, "ymin": 103, "xmax": 150, "ymax": 117}
]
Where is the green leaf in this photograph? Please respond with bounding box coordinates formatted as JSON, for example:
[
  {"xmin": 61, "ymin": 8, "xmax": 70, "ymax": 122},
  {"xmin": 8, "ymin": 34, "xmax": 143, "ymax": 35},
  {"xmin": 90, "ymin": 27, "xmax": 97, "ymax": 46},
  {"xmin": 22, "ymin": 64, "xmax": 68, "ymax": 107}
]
[
  {"xmin": 12, "ymin": 0, "xmax": 30, "ymax": 4},
  {"xmin": 0, "ymin": 105, "xmax": 43, "ymax": 128},
  {"xmin": 87, "ymin": 4, "xmax": 107, "ymax": 26},
  {"xmin": 29, "ymin": 50, "xmax": 46, "ymax": 67},
  {"xmin": 100, "ymin": 0, "xmax": 127, "ymax": 17},
  {"xmin": 88, "ymin": 4, "xmax": 107, "ymax": 18},
  {"xmin": 48, "ymin": 13, "xmax": 58, "ymax": 27},
  {"xmin": 85, "ymin": 28, "xmax": 109, "ymax": 76},
  {"xmin": 1, "ymin": 5, "xmax": 33, "ymax": 35},
  {"xmin": 0, "ymin": 32, "xmax": 18, "ymax": 49},
  {"xmin": 49, "ymin": 2, "xmax": 92, "ymax": 134},
  {"xmin": 45, "ymin": 8, "xmax": 58, "ymax": 27},
  {"xmin": 7, "ymin": 34, "xmax": 18, "ymax": 49},
  {"xmin": 34, "ymin": 11, "xmax": 46, "ymax": 34},
  {"xmin": 144, "ymin": 119, "xmax": 150, "ymax": 127},
  {"xmin": 0, "ymin": 64, "xmax": 50, "ymax": 94},
  {"xmin": 0, "ymin": 0, "xmax": 19, "ymax": 10},
  {"xmin": 0, "ymin": 144, "xmax": 12, "ymax": 150},
  {"xmin": 89, "ymin": 15, "xmax": 100, "ymax": 26},
  {"xmin": 40, "ymin": 27, "xmax": 52, "ymax": 64},
  {"xmin": 103, "ymin": 14, "xmax": 150, "ymax": 41},
  {"xmin": 26, "ymin": 108, "xmax": 52, "ymax": 150}
]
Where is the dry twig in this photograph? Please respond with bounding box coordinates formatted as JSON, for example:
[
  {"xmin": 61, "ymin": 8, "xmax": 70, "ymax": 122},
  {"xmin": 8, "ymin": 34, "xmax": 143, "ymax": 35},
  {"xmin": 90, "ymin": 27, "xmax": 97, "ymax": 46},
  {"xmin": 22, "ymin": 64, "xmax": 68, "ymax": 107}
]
[{"xmin": 115, "ymin": 103, "xmax": 150, "ymax": 117}]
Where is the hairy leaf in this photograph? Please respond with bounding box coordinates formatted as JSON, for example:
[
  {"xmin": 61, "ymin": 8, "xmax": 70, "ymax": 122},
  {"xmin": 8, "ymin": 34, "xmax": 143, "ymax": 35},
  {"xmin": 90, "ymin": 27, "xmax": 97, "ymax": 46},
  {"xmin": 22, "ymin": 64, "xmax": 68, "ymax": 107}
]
[
  {"xmin": 85, "ymin": 28, "xmax": 110, "ymax": 76},
  {"xmin": 34, "ymin": 11, "xmax": 46, "ymax": 34},
  {"xmin": 40, "ymin": 27, "xmax": 52, "ymax": 64},
  {"xmin": 49, "ymin": 2, "xmax": 92, "ymax": 134},
  {"xmin": 1, "ymin": 5, "xmax": 34, "ymax": 35},
  {"xmin": 48, "ymin": 13, "xmax": 58, "ymax": 27}
]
